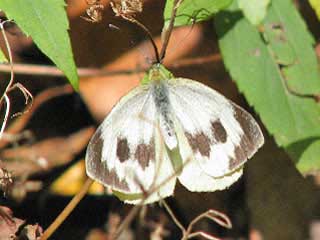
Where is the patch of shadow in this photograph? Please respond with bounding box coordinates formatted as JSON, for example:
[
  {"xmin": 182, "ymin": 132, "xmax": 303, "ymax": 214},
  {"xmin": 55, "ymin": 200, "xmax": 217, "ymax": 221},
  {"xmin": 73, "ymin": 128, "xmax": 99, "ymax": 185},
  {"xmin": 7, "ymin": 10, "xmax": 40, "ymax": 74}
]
[
  {"xmin": 214, "ymin": 10, "xmax": 244, "ymax": 39},
  {"xmin": 285, "ymin": 137, "xmax": 320, "ymax": 164}
]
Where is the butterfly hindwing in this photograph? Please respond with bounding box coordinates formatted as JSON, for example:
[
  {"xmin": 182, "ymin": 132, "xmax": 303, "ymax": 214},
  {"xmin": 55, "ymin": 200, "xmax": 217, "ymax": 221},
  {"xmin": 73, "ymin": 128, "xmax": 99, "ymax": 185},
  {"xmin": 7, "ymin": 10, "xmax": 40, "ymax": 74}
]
[
  {"xmin": 85, "ymin": 85, "xmax": 176, "ymax": 203},
  {"xmin": 172, "ymin": 115, "xmax": 244, "ymax": 192},
  {"xmin": 167, "ymin": 78, "xmax": 264, "ymax": 187}
]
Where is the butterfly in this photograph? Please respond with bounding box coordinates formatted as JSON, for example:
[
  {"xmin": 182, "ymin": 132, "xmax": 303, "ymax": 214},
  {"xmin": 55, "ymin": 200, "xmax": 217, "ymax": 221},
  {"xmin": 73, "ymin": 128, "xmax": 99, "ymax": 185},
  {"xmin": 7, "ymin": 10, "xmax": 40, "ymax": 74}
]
[{"xmin": 85, "ymin": 64, "xmax": 264, "ymax": 204}]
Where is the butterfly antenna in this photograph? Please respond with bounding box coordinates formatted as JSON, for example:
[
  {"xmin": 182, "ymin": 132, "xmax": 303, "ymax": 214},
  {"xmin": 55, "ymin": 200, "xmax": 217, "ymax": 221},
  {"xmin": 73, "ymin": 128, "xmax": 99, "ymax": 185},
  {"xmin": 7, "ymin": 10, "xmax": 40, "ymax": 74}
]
[{"xmin": 130, "ymin": 19, "xmax": 160, "ymax": 64}]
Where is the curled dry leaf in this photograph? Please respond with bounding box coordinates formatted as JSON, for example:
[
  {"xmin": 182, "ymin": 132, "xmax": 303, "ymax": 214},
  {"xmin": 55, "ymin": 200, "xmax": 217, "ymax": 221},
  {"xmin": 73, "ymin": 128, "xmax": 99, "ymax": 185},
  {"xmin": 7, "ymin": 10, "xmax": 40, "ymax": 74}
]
[
  {"xmin": 81, "ymin": 0, "xmax": 105, "ymax": 23},
  {"xmin": 0, "ymin": 206, "xmax": 24, "ymax": 240},
  {"xmin": 1, "ymin": 127, "xmax": 95, "ymax": 177},
  {"xmin": 0, "ymin": 205, "xmax": 43, "ymax": 240},
  {"xmin": 0, "ymin": 167, "xmax": 13, "ymax": 195},
  {"xmin": 110, "ymin": 0, "xmax": 143, "ymax": 20},
  {"xmin": 67, "ymin": 0, "xmax": 109, "ymax": 19},
  {"xmin": 17, "ymin": 224, "xmax": 43, "ymax": 240}
]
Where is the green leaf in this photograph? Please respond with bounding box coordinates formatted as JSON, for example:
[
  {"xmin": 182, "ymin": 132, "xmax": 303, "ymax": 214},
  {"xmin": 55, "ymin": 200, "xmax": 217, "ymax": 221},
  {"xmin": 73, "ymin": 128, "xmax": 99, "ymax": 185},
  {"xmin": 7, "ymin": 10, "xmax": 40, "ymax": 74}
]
[
  {"xmin": 163, "ymin": 0, "xmax": 233, "ymax": 28},
  {"xmin": 238, "ymin": 0, "xmax": 270, "ymax": 25},
  {"xmin": 0, "ymin": 48, "xmax": 7, "ymax": 63},
  {"xmin": 309, "ymin": 0, "xmax": 320, "ymax": 20},
  {"xmin": 0, "ymin": 0, "xmax": 79, "ymax": 90},
  {"xmin": 215, "ymin": 0, "xmax": 320, "ymax": 173}
]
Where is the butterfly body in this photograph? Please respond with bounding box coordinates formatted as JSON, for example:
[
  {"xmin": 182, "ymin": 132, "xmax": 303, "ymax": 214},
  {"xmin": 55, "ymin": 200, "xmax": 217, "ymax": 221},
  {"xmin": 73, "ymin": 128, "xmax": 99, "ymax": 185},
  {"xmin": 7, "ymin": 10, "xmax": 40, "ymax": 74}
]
[
  {"xmin": 152, "ymin": 78, "xmax": 178, "ymax": 150},
  {"xmin": 85, "ymin": 64, "xmax": 264, "ymax": 204}
]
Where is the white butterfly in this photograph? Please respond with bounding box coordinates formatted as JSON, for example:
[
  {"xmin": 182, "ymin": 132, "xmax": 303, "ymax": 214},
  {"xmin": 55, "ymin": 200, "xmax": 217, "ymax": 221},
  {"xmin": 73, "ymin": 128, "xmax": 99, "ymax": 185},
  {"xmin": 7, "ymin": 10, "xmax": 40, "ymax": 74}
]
[{"xmin": 85, "ymin": 64, "xmax": 264, "ymax": 204}]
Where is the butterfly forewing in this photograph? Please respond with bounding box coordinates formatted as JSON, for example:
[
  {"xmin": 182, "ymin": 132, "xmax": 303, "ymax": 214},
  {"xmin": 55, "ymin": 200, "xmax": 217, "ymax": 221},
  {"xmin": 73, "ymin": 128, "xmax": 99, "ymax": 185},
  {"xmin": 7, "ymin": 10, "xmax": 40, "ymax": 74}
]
[
  {"xmin": 85, "ymin": 85, "xmax": 176, "ymax": 203},
  {"xmin": 167, "ymin": 78, "xmax": 264, "ymax": 180}
]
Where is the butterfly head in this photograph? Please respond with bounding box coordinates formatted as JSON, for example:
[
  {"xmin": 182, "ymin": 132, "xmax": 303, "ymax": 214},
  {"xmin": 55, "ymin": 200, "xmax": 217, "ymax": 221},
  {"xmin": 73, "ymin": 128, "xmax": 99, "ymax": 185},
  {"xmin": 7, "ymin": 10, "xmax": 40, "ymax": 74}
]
[{"xmin": 141, "ymin": 64, "xmax": 174, "ymax": 85}]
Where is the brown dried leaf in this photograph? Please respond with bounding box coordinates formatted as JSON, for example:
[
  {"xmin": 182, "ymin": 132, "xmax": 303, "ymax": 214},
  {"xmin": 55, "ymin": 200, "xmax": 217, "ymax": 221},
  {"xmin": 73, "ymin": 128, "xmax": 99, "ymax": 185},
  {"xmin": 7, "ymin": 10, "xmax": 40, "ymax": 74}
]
[
  {"xmin": 1, "ymin": 127, "xmax": 95, "ymax": 177},
  {"xmin": 17, "ymin": 224, "xmax": 43, "ymax": 240},
  {"xmin": 10, "ymin": 180, "xmax": 43, "ymax": 202},
  {"xmin": 0, "ymin": 167, "xmax": 13, "ymax": 195},
  {"xmin": 0, "ymin": 206, "xmax": 24, "ymax": 240},
  {"xmin": 67, "ymin": 0, "xmax": 109, "ymax": 19}
]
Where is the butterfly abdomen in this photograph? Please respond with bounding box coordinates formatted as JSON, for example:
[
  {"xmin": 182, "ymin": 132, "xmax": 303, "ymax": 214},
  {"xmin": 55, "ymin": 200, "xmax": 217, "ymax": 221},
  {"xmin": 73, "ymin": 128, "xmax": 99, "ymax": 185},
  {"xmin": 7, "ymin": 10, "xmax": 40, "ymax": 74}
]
[{"xmin": 152, "ymin": 81, "xmax": 177, "ymax": 149}]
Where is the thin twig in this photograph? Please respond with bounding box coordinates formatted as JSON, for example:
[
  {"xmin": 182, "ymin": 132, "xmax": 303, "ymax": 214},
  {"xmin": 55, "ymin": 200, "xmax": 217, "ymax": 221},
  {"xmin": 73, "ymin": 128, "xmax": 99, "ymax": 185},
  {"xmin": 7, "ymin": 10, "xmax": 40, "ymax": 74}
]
[
  {"xmin": 187, "ymin": 231, "xmax": 221, "ymax": 240},
  {"xmin": 0, "ymin": 54, "xmax": 221, "ymax": 77},
  {"xmin": 9, "ymin": 83, "xmax": 34, "ymax": 118},
  {"xmin": 0, "ymin": 20, "xmax": 14, "ymax": 104},
  {"xmin": 40, "ymin": 178, "xmax": 94, "ymax": 240},
  {"xmin": 0, "ymin": 20, "xmax": 14, "ymax": 140},
  {"xmin": 159, "ymin": 0, "xmax": 183, "ymax": 61},
  {"xmin": 0, "ymin": 84, "xmax": 73, "ymax": 148},
  {"xmin": 187, "ymin": 210, "xmax": 232, "ymax": 232},
  {"xmin": 0, "ymin": 20, "xmax": 34, "ymax": 141},
  {"xmin": 111, "ymin": 204, "xmax": 143, "ymax": 239},
  {"xmin": 162, "ymin": 200, "xmax": 232, "ymax": 240},
  {"xmin": 0, "ymin": 95, "xmax": 10, "ymax": 138},
  {"xmin": 0, "ymin": 63, "xmax": 102, "ymax": 77},
  {"xmin": 161, "ymin": 200, "xmax": 185, "ymax": 232}
]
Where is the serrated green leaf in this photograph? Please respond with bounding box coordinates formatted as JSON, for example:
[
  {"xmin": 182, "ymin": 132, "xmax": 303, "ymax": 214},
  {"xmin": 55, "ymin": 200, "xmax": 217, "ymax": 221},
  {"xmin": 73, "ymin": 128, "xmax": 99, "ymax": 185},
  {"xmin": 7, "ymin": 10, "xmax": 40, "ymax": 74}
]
[
  {"xmin": 309, "ymin": 0, "xmax": 320, "ymax": 20},
  {"xmin": 238, "ymin": 0, "xmax": 270, "ymax": 25},
  {"xmin": 0, "ymin": 48, "xmax": 7, "ymax": 63},
  {"xmin": 163, "ymin": 0, "xmax": 233, "ymax": 28},
  {"xmin": 0, "ymin": 0, "xmax": 78, "ymax": 90},
  {"xmin": 215, "ymin": 0, "xmax": 320, "ymax": 173}
]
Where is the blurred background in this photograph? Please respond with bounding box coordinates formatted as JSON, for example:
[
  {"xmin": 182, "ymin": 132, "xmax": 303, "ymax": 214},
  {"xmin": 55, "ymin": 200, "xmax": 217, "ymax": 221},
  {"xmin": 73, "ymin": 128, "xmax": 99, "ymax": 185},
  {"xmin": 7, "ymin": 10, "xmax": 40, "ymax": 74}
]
[{"xmin": 0, "ymin": 0, "xmax": 320, "ymax": 239}]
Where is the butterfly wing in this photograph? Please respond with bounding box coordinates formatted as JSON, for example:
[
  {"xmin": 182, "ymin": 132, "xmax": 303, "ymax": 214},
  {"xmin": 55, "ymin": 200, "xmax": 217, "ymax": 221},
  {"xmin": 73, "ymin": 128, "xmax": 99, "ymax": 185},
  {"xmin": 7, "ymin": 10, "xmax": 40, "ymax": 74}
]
[
  {"xmin": 167, "ymin": 78, "xmax": 264, "ymax": 191},
  {"xmin": 172, "ymin": 116, "xmax": 244, "ymax": 192},
  {"xmin": 85, "ymin": 86, "xmax": 176, "ymax": 204}
]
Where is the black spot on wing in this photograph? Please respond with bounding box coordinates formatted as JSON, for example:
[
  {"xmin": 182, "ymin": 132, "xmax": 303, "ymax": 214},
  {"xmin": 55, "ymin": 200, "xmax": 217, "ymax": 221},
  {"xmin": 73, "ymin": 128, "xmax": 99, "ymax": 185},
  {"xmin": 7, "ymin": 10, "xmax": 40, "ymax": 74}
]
[
  {"xmin": 229, "ymin": 139, "xmax": 250, "ymax": 170},
  {"xmin": 184, "ymin": 120, "xmax": 227, "ymax": 158},
  {"xmin": 86, "ymin": 130, "xmax": 129, "ymax": 191},
  {"xmin": 211, "ymin": 120, "xmax": 227, "ymax": 143},
  {"xmin": 185, "ymin": 132, "xmax": 211, "ymax": 157},
  {"xmin": 134, "ymin": 142, "xmax": 155, "ymax": 170},
  {"xmin": 116, "ymin": 138, "xmax": 130, "ymax": 162}
]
